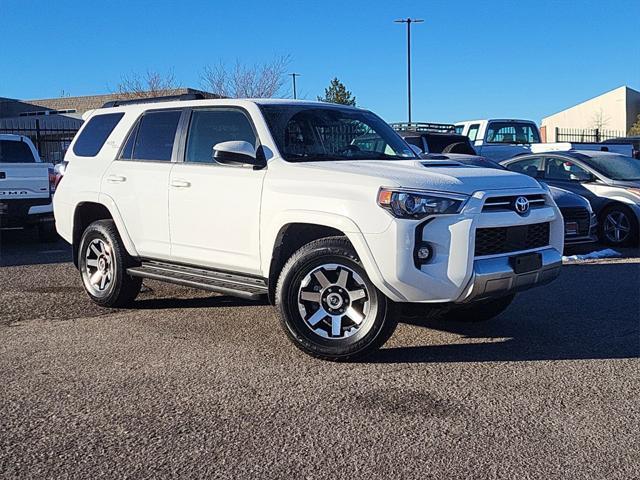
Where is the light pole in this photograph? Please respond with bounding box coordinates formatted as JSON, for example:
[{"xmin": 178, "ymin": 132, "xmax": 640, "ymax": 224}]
[
  {"xmin": 288, "ymin": 73, "xmax": 301, "ymax": 99},
  {"xmin": 394, "ymin": 18, "xmax": 423, "ymax": 124}
]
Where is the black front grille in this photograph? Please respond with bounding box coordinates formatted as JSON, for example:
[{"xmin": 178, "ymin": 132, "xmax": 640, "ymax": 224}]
[
  {"xmin": 482, "ymin": 194, "xmax": 546, "ymax": 212},
  {"xmin": 475, "ymin": 222, "xmax": 550, "ymax": 256},
  {"xmin": 560, "ymin": 207, "xmax": 590, "ymax": 236}
]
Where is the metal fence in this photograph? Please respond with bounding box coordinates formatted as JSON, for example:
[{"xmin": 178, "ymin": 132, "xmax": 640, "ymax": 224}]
[
  {"xmin": 555, "ymin": 127, "xmax": 625, "ymax": 143},
  {"xmin": 0, "ymin": 118, "xmax": 80, "ymax": 164}
]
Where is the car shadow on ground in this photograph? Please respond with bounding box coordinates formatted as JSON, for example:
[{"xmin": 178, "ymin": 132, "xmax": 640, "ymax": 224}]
[
  {"xmin": 0, "ymin": 229, "xmax": 71, "ymax": 267},
  {"xmin": 132, "ymin": 293, "xmax": 270, "ymax": 310},
  {"xmin": 368, "ymin": 262, "xmax": 640, "ymax": 364}
]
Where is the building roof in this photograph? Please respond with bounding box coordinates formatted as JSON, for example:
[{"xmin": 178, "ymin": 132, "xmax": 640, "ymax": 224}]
[
  {"xmin": 542, "ymin": 85, "xmax": 640, "ymax": 121},
  {"xmin": 0, "ymin": 88, "xmax": 220, "ymax": 118}
]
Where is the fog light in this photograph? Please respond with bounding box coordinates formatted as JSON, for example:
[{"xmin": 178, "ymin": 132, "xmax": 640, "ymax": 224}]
[{"xmin": 415, "ymin": 243, "xmax": 433, "ymax": 266}]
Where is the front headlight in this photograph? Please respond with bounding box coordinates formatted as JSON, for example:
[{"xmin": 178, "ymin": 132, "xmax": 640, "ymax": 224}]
[{"xmin": 377, "ymin": 188, "xmax": 468, "ymax": 219}]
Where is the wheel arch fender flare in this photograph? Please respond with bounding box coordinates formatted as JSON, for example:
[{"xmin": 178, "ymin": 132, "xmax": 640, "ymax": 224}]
[
  {"xmin": 92, "ymin": 193, "xmax": 139, "ymax": 257},
  {"xmin": 261, "ymin": 210, "xmax": 395, "ymax": 298},
  {"xmin": 599, "ymin": 198, "xmax": 640, "ymax": 221}
]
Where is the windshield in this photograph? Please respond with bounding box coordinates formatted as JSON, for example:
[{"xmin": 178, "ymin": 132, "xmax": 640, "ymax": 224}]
[
  {"xmin": 0, "ymin": 140, "xmax": 36, "ymax": 163},
  {"xmin": 583, "ymin": 154, "xmax": 640, "ymax": 181},
  {"xmin": 486, "ymin": 122, "xmax": 540, "ymax": 144},
  {"xmin": 260, "ymin": 105, "xmax": 417, "ymax": 162}
]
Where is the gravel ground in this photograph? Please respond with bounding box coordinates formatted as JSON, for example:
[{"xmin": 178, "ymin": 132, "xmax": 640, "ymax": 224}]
[{"xmin": 1, "ymin": 232, "xmax": 639, "ymax": 479}]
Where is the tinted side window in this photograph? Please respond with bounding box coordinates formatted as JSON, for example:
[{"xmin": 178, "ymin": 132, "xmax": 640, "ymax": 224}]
[
  {"xmin": 119, "ymin": 123, "xmax": 139, "ymax": 161},
  {"xmin": 545, "ymin": 157, "xmax": 590, "ymax": 181},
  {"xmin": 0, "ymin": 140, "xmax": 36, "ymax": 163},
  {"xmin": 185, "ymin": 109, "xmax": 257, "ymax": 164},
  {"xmin": 73, "ymin": 113, "xmax": 124, "ymax": 157},
  {"xmin": 506, "ymin": 157, "xmax": 543, "ymax": 178},
  {"xmin": 467, "ymin": 124, "xmax": 480, "ymax": 142},
  {"xmin": 132, "ymin": 110, "xmax": 182, "ymax": 161}
]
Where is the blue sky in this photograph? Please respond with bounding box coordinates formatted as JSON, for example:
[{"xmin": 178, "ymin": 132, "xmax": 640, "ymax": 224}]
[{"xmin": 1, "ymin": 0, "xmax": 638, "ymax": 123}]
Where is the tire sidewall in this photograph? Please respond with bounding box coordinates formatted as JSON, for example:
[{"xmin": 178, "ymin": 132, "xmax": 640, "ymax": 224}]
[
  {"xmin": 277, "ymin": 240, "xmax": 392, "ymax": 360},
  {"xmin": 78, "ymin": 221, "xmax": 131, "ymax": 306}
]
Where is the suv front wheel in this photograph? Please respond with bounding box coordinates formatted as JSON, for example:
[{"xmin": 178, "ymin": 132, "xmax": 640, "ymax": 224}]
[
  {"xmin": 78, "ymin": 220, "xmax": 142, "ymax": 307},
  {"xmin": 276, "ymin": 237, "xmax": 397, "ymax": 361}
]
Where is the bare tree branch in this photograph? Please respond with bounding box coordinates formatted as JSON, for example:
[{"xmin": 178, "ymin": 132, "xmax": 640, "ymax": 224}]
[
  {"xmin": 201, "ymin": 56, "xmax": 291, "ymax": 98},
  {"xmin": 116, "ymin": 69, "xmax": 180, "ymax": 98},
  {"xmin": 591, "ymin": 108, "xmax": 611, "ymax": 130}
]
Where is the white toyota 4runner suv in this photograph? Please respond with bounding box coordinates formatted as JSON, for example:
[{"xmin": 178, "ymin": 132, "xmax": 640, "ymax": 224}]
[{"xmin": 54, "ymin": 96, "xmax": 563, "ymax": 360}]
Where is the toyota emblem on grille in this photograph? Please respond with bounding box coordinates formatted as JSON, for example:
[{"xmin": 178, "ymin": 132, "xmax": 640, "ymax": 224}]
[{"xmin": 514, "ymin": 196, "xmax": 530, "ymax": 215}]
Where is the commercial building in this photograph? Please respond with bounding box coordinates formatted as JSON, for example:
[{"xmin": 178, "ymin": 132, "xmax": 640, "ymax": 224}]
[{"xmin": 541, "ymin": 86, "xmax": 640, "ymax": 142}]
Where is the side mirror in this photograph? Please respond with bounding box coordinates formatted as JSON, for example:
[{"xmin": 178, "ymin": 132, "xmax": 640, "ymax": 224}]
[
  {"xmin": 570, "ymin": 171, "xmax": 594, "ymax": 182},
  {"xmin": 409, "ymin": 144, "xmax": 423, "ymax": 156},
  {"xmin": 213, "ymin": 141, "xmax": 264, "ymax": 167}
]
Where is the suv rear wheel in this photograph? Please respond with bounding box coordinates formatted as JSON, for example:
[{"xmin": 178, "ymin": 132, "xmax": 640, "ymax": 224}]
[
  {"xmin": 78, "ymin": 220, "xmax": 142, "ymax": 307},
  {"xmin": 276, "ymin": 237, "xmax": 397, "ymax": 361}
]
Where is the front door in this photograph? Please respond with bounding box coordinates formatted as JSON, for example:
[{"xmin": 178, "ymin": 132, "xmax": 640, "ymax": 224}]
[
  {"xmin": 101, "ymin": 109, "xmax": 182, "ymax": 258},
  {"xmin": 542, "ymin": 156, "xmax": 599, "ymax": 204},
  {"xmin": 168, "ymin": 108, "xmax": 266, "ymax": 274}
]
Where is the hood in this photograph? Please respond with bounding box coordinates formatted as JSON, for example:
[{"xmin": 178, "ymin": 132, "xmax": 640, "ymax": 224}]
[
  {"xmin": 297, "ymin": 159, "xmax": 542, "ymax": 195},
  {"xmin": 546, "ymin": 185, "xmax": 590, "ymax": 208},
  {"xmin": 610, "ymin": 179, "xmax": 640, "ymax": 188}
]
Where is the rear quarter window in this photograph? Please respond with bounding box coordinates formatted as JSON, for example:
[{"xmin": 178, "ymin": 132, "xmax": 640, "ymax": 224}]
[
  {"xmin": 73, "ymin": 113, "xmax": 125, "ymax": 157},
  {"xmin": 0, "ymin": 140, "xmax": 36, "ymax": 163}
]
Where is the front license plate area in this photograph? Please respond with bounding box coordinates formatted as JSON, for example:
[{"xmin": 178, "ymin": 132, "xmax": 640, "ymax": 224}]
[
  {"xmin": 509, "ymin": 252, "xmax": 542, "ymax": 274},
  {"xmin": 565, "ymin": 221, "xmax": 578, "ymax": 235}
]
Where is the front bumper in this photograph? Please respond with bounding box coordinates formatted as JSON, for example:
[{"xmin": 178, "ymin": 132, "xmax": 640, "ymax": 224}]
[
  {"xmin": 361, "ymin": 188, "xmax": 564, "ymax": 304},
  {"xmin": 458, "ymin": 247, "xmax": 561, "ymax": 303},
  {"xmin": 564, "ymin": 233, "xmax": 598, "ymax": 246},
  {"xmin": 563, "ymin": 212, "xmax": 598, "ymax": 246}
]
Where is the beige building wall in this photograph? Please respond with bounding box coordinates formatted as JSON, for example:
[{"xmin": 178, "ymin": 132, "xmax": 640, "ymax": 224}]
[{"xmin": 542, "ymin": 86, "xmax": 639, "ymax": 141}]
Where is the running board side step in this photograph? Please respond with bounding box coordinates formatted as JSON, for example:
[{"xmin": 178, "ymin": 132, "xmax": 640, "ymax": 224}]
[{"xmin": 127, "ymin": 261, "xmax": 268, "ymax": 300}]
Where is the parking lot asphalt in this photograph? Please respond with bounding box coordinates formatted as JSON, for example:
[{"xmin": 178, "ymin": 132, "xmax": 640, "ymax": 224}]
[{"xmin": 1, "ymin": 231, "xmax": 639, "ymax": 479}]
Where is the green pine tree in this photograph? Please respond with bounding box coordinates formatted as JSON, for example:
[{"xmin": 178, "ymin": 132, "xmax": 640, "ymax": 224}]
[{"xmin": 317, "ymin": 77, "xmax": 356, "ymax": 106}]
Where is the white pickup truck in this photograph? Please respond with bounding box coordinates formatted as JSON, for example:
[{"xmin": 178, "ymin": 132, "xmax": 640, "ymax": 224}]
[
  {"xmin": 0, "ymin": 134, "xmax": 57, "ymax": 241},
  {"xmin": 455, "ymin": 119, "xmax": 633, "ymax": 161},
  {"xmin": 54, "ymin": 97, "xmax": 563, "ymax": 360}
]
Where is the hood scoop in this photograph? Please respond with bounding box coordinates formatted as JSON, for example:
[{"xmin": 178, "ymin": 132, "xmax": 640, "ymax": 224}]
[{"xmin": 419, "ymin": 159, "xmax": 465, "ymax": 168}]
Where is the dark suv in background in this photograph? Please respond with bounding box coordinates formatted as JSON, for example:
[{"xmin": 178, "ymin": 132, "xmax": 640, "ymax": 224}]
[{"xmin": 390, "ymin": 123, "xmax": 477, "ymax": 155}]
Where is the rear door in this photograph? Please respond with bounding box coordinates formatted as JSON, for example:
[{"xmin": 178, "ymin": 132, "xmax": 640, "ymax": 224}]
[
  {"xmin": 101, "ymin": 109, "xmax": 182, "ymax": 258},
  {"xmin": 168, "ymin": 107, "xmax": 266, "ymax": 274}
]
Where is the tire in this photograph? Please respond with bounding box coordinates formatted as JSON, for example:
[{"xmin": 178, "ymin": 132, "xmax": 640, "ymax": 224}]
[
  {"xmin": 275, "ymin": 236, "xmax": 397, "ymax": 361},
  {"xmin": 599, "ymin": 204, "xmax": 638, "ymax": 246},
  {"xmin": 443, "ymin": 294, "xmax": 515, "ymax": 323},
  {"xmin": 77, "ymin": 219, "xmax": 142, "ymax": 307},
  {"xmin": 37, "ymin": 221, "xmax": 59, "ymax": 243}
]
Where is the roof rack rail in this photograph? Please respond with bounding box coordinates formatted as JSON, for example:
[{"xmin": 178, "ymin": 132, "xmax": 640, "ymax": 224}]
[
  {"xmin": 102, "ymin": 93, "xmax": 205, "ymax": 108},
  {"xmin": 390, "ymin": 122, "xmax": 457, "ymax": 133}
]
